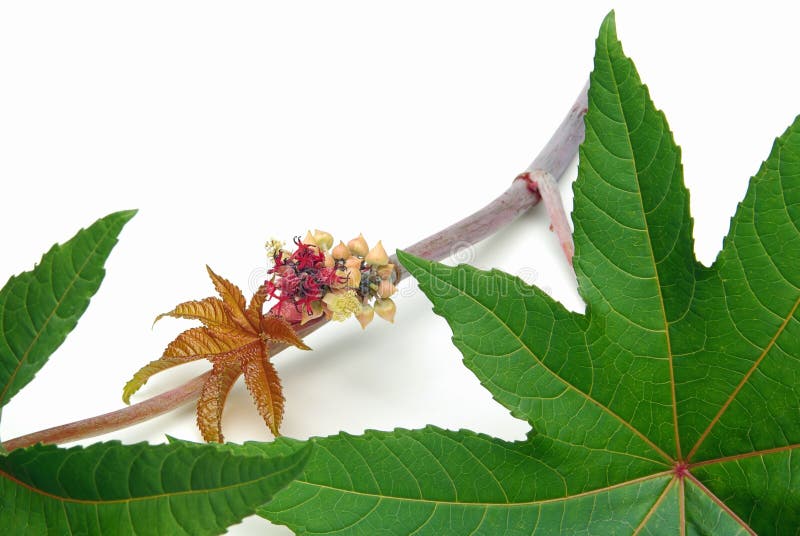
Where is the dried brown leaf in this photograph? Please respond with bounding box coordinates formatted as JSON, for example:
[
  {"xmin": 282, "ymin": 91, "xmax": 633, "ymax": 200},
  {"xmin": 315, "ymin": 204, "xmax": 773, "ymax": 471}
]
[
  {"xmin": 261, "ymin": 314, "xmax": 311, "ymax": 350},
  {"xmin": 122, "ymin": 356, "xmax": 203, "ymax": 404},
  {"xmin": 246, "ymin": 283, "xmax": 269, "ymax": 329},
  {"xmin": 154, "ymin": 297, "xmax": 245, "ymax": 334},
  {"xmin": 241, "ymin": 342, "xmax": 285, "ymax": 436},
  {"xmin": 206, "ymin": 266, "xmax": 252, "ymax": 332},
  {"xmin": 162, "ymin": 327, "xmax": 246, "ymax": 360},
  {"xmin": 126, "ymin": 268, "xmax": 310, "ymax": 440},
  {"xmin": 196, "ymin": 361, "xmax": 242, "ymax": 443}
]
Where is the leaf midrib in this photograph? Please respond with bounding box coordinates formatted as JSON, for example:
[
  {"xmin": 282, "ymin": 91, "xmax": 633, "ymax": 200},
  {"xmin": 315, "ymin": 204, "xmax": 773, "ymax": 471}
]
[
  {"xmin": 284, "ymin": 471, "xmax": 672, "ymax": 508},
  {"xmin": 685, "ymin": 473, "xmax": 757, "ymax": 535},
  {"xmin": 0, "ymin": 456, "xmax": 303, "ymax": 506},
  {"xmin": 690, "ymin": 442, "xmax": 800, "ymax": 469},
  {"xmin": 632, "ymin": 478, "xmax": 676, "ymax": 535},
  {"xmin": 601, "ymin": 32, "xmax": 681, "ymax": 460},
  {"xmin": 0, "ymin": 226, "xmax": 113, "ymax": 407}
]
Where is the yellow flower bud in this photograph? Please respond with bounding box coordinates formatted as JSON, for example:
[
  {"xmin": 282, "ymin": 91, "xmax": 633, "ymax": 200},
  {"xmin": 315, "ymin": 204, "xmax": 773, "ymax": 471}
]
[
  {"xmin": 374, "ymin": 298, "xmax": 396, "ymax": 323},
  {"xmin": 377, "ymin": 263, "xmax": 395, "ymax": 281},
  {"xmin": 348, "ymin": 234, "xmax": 369, "ymax": 257},
  {"xmin": 332, "ymin": 241, "xmax": 351, "ymax": 260},
  {"xmin": 265, "ymin": 239, "xmax": 285, "ymax": 260},
  {"xmin": 324, "ymin": 253, "xmax": 335, "ymax": 268},
  {"xmin": 313, "ymin": 229, "xmax": 333, "ymax": 251},
  {"xmin": 365, "ymin": 240, "xmax": 389, "ymax": 266},
  {"xmin": 377, "ymin": 279, "xmax": 396, "ymax": 299},
  {"xmin": 345, "ymin": 257, "xmax": 363, "ymax": 287},
  {"xmin": 355, "ymin": 303, "xmax": 374, "ymax": 329},
  {"xmin": 322, "ymin": 290, "xmax": 362, "ymax": 322}
]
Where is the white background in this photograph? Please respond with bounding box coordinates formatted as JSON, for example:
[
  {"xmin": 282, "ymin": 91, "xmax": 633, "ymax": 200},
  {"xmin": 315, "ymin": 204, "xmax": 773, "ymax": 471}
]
[{"xmin": 1, "ymin": 2, "xmax": 799, "ymax": 534}]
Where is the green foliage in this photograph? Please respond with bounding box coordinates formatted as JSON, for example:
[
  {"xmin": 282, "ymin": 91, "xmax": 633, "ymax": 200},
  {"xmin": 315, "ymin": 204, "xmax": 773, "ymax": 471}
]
[
  {"xmin": 0, "ymin": 210, "xmax": 136, "ymax": 412},
  {"xmin": 0, "ymin": 440, "xmax": 311, "ymax": 535},
  {"xmin": 256, "ymin": 12, "xmax": 800, "ymax": 534},
  {"xmin": 0, "ymin": 212, "xmax": 313, "ymax": 534},
  {"xmin": 255, "ymin": 427, "xmax": 669, "ymax": 534}
]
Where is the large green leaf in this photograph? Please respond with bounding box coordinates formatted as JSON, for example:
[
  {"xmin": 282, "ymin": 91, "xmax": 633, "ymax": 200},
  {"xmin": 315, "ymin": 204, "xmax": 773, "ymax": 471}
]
[
  {"xmin": 255, "ymin": 427, "xmax": 669, "ymax": 534},
  {"xmin": 0, "ymin": 440, "xmax": 311, "ymax": 535},
  {"xmin": 0, "ymin": 210, "xmax": 136, "ymax": 412},
  {"xmin": 256, "ymin": 12, "xmax": 800, "ymax": 534}
]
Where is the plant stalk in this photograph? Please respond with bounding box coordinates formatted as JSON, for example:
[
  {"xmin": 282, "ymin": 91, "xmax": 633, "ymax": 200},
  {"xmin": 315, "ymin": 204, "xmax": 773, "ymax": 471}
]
[
  {"xmin": 3, "ymin": 81, "xmax": 589, "ymax": 452},
  {"xmin": 516, "ymin": 169, "xmax": 575, "ymax": 267}
]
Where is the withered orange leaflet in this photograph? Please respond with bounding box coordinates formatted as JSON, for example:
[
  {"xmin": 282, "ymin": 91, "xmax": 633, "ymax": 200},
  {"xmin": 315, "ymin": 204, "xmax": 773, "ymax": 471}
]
[{"xmin": 123, "ymin": 266, "xmax": 310, "ymax": 442}]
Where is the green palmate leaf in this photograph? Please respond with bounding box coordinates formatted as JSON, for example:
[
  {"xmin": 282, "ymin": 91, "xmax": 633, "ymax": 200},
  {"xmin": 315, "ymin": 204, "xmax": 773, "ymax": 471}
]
[
  {"xmin": 0, "ymin": 440, "xmax": 311, "ymax": 535},
  {"xmin": 0, "ymin": 210, "xmax": 136, "ymax": 414},
  {"xmin": 255, "ymin": 427, "xmax": 669, "ymax": 534},
  {"xmin": 256, "ymin": 11, "xmax": 800, "ymax": 535}
]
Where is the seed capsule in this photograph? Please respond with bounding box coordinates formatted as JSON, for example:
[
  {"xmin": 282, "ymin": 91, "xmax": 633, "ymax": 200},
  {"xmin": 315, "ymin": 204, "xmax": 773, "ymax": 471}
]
[
  {"xmin": 377, "ymin": 279, "xmax": 396, "ymax": 299},
  {"xmin": 365, "ymin": 240, "xmax": 389, "ymax": 266},
  {"xmin": 348, "ymin": 234, "xmax": 369, "ymax": 257},
  {"xmin": 332, "ymin": 241, "xmax": 351, "ymax": 260},
  {"xmin": 377, "ymin": 263, "xmax": 395, "ymax": 281},
  {"xmin": 355, "ymin": 303, "xmax": 374, "ymax": 329},
  {"xmin": 313, "ymin": 229, "xmax": 333, "ymax": 251},
  {"xmin": 344, "ymin": 256, "xmax": 363, "ymax": 287},
  {"xmin": 374, "ymin": 298, "xmax": 396, "ymax": 323},
  {"xmin": 302, "ymin": 230, "xmax": 318, "ymax": 247}
]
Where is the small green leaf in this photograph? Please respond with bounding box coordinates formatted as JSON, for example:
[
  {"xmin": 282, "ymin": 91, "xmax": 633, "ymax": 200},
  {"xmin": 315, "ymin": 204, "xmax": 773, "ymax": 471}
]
[
  {"xmin": 0, "ymin": 440, "xmax": 311, "ymax": 535},
  {"xmin": 0, "ymin": 210, "xmax": 136, "ymax": 411}
]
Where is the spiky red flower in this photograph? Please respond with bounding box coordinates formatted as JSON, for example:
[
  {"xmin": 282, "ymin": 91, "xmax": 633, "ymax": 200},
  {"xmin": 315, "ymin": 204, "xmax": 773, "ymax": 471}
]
[{"xmin": 265, "ymin": 237, "xmax": 342, "ymax": 322}]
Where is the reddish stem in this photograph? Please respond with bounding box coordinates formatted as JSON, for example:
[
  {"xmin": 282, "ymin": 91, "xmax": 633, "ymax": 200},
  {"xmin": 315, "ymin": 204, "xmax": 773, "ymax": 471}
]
[
  {"xmin": 2, "ymin": 81, "xmax": 589, "ymax": 451},
  {"xmin": 516, "ymin": 169, "xmax": 575, "ymax": 268}
]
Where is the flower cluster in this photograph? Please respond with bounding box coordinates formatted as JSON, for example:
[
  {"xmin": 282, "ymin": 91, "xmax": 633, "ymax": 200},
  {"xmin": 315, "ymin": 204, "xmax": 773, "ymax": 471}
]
[{"xmin": 264, "ymin": 230, "xmax": 397, "ymax": 328}]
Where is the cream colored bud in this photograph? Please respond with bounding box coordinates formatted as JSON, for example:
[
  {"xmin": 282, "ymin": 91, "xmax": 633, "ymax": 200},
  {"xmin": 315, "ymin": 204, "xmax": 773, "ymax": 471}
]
[
  {"xmin": 365, "ymin": 240, "xmax": 389, "ymax": 266},
  {"xmin": 377, "ymin": 279, "xmax": 396, "ymax": 299},
  {"xmin": 345, "ymin": 256, "xmax": 362, "ymax": 271},
  {"xmin": 313, "ymin": 229, "xmax": 333, "ymax": 251},
  {"xmin": 300, "ymin": 301, "xmax": 324, "ymax": 325},
  {"xmin": 377, "ymin": 263, "xmax": 395, "ymax": 281},
  {"xmin": 344, "ymin": 256, "xmax": 362, "ymax": 287},
  {"xmin": 324, "ymin": 253, "xmax": 335, "ymax": 268},
  {"xmin": 332, "ymin": 241, "xmax": 351, "ymax": 260},
  {"xmin": 348, "ymin": 234, "xmax": 369, "ymax": 257},
  {"xmin": 302, "ymin": 230, "xmax": 318, "ymax": 247},
  {"xmin": 355, "ymin": 303, "xmax": 374, "ymax": 329},
  {"xmin": 374, "ymin": 298, "xmax": 396, "ymax": 323},
  {"xmin": 334, "ymin": 267, "xmax": 351, "ymax": 289}
]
